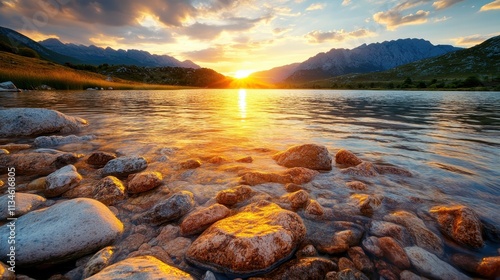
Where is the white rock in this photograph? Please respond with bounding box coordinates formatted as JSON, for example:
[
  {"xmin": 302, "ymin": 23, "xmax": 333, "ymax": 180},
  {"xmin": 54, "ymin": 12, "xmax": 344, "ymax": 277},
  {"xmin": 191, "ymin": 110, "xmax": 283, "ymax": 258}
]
[
  {"xmin": 0, "ymin": 108, "xmax": 87, "ymax": 137},
  {"xmin": 34, "ymin": 134, "xmax": 96, "ymax": 148},
  {"xmin": 0, "ymin": 193, "xmax": 46, "ymax": 219},
  {"xmin": 45, "ymin": 165, "xmax": 82, "ymax": 197},
  {"xmin": 102, "ymin": 156, "xmax": 148, "ymax": 177},
  {"xmin": 404, "ymin": 246, "xmax": 470, "ymax": 280},
  {"xmin": 0, "ymin": 81, "xmax": 19, "ymax": 92},
  {"xmin": 0, "ymin": 198, "xmax": 123, "ymax": 265},
  {"xmin": 86, "ymin": 256, "xmax": 194, "ymax": 280}
]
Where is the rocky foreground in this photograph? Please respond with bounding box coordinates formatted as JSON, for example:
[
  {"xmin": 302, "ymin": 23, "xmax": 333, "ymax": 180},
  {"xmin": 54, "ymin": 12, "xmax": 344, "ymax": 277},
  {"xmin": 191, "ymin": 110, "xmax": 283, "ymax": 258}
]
[{"xmin": 0, "ymin": 108, "xmax": 499, "ymax": 280}]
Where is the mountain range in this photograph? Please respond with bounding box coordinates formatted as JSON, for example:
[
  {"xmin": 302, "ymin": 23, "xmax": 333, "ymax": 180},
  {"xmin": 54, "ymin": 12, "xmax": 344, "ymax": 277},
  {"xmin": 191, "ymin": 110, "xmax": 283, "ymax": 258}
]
[{"xmin": 252, "ymin": 39, "xmax": 462, "ymax": 84}]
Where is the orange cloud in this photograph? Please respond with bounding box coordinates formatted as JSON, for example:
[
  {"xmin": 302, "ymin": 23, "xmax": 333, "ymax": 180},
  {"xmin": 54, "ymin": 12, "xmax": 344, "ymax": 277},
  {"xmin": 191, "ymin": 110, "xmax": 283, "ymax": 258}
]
[{"xmin": 480, "ymin": 0, "xmax": 500, "ymax": 11}]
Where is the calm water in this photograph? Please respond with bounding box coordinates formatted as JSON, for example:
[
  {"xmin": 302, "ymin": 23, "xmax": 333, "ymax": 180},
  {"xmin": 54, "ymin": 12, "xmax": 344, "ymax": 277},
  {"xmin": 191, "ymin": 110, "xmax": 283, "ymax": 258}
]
[{"xmin": 1, "ymin": 89, "xmax": 500, "ymax": 226}]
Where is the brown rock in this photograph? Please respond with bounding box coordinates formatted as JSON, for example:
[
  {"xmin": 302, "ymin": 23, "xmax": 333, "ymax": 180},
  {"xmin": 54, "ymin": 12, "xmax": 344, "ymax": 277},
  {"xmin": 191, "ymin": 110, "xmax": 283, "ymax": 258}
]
[
  {"xmin": 321, "ymin": 229, "xmax": 361, "ymax": 254},
  {"xmin": 335, "ymin": 149, "xmax": 362, "ymax": 167},
  {"xmin": 305, "ymin": 199, "xmax": 324, "ymax": 216},
  {"xmin": 241, "ymin": 167, "xmax": 318, "ymax": 186},
  {"xmin": 375, "ymin": 259, "xmax": 401, "ymax": 280},
  {"xmin": 215, "ymin": 185, "xmax": 252, "ymax": 206},
  {"xmin": 119, "ymin": 233, "xmax": 146, "ymax": 254},
  {"xmin": 44, "ymin": 164, "xmax": 82, "ymax": 197},
  {"xmin": 0, "ymin": 143, "xmax": 31, "ymax": 151},
  {"xmin": 82, "ymin": 246, "xmax": 115, "ymax": 278},
  {"xmin": 346, "ymin": 181, "xmax": 367, "ymax": 191},
  {"xmin": 186, "ymin": 201, "xmax": 306, "ymax": 276},
  {"xmin": 331, "ymin": 269, "xmax": 369, "ymax": 280},
  {"xmin": 0, "ymin": 152, "xmax": 79, "ymax": 175},
  {"xmin": 180, "ymin": 204, "xmax": 231, "ymax": 236},
  {"xmin": 285, "ymin": 183, "xmax": 302, "ymax": 192},
  {"xmin": 140, "ymin": 191, "xmax": 195, "ymax": 225},
  {"xmin": 0, "ymin": 261, "xmax": 15, "ymax": 280},
  {"xmin": 341, "ymin": 162, "xmax": 378, "ymax": 177},
  {"xmin": 374, "ymin": 165, "xmax": 412, "ymax": 177},
  {"xmin": 26, "ymin": 177, "xmax": 47, "ymax": 192},
  {"xmin": 161, "ymin": 237, "xmax": 192, "ymax": 263},
  {"xmin": 92, "ymin": 176, "xmax": 126, "ymax": 205},
  {"xmin": 207, "ymin": 156, "xmax": 228, "ymax": 164},
  {"xmin": 477, "ymin": 256, "xmax": 500, "ymax": 279},
  {"xmin": 128, "ymin": 171, "xmax": 163, "ymax": 194},
  {"xmin": 296, "ymin": 244, "xmax": 318, "ymax": 258},
  {"xmin": 180, "ymin": 159, "xmax": 201, "ymax": 169},
  {"xmin": 350, "ymin": 194, "xmax": 382, "ymax": 216},
  {"xmin": 62, "ymin": 183, "xmax": 94, "ymax": 199},
  {"xmin": 370, "ymin": 220, "xmax": 412, "ymax": 247},
  {"xmin": 348, "ymin": 247, "xmax": 374, "ymax": 276},
  {"xmin": 86, "ymin": 152, "xmax": 116, "ymax": 167},
  {"xmin": 400, "ymin": 270, "xmax": 426, "ymax": 280},
  {"xmin": 429, "ymin": 205, "xmax": 483, "ymax": 248},
  {"xmin": 273, "ymin": 144, "xmax": 332, "ymax": 171},
  {"xmin": 236, "ymin": 156, "xmax": 253, "ymax": 163},
  {"xmin": 378, "ymin": 237, "xmax": 410, "ymax": 269},
  {"xmin": 361, "ymin": 236, "xmax": 383, "ymax": 258},
  {"xmin": 338, "ymin": 257, "xmax": 356, "ymax": 271},
  {"xmin": 285, "ymin": 190, "xmax": 309, "ymax": 210},
  {"xmin": 259, "ymin": 257, "xmax": 336, "ymax": 280},
  {"xmin": 384, "ymin": 211, "xmax": 443, "ymax": 256}
]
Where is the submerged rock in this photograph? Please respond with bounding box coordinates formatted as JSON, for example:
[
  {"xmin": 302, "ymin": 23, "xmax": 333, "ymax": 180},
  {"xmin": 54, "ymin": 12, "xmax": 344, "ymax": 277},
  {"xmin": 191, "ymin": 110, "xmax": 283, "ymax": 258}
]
[
  {"xmin": 341, "ymin": 161, "xmax": 378, "ymax": 177},
  {"xmin": 87, "ymin": 151, "xmax": 116, "ymax": 167},
  {"xmin": 128, "ymin": 171, "xmax": 163, "ymax": 194},
  {"xmin": 242, "ymin": 167, "xmax": 318, "ymax": 186},
  {"xmin": 374, "ymin": 164, "xmax": 412, "ymax": 177},
  {"xmin": 378, "ymin": 237, "xmax": 410, "ymax": 269},
  {"xmin": 429, "ymin": 205, "xmax": 483, "ymax": 248},
  {"xmin": 0, "ymin": 193, "xmax": 46, "ymax": 219},
  {"xmin": 102, "ymin": 156, "xmax": 147, "ymax": 177},
  {"xmin": 140, "ymin": 191, "xmax": 195, "ymax": 225},
  {"xmin": 34, "ymin": 135, "xmax": 96, "ymax": 148},
  {"xmin": 370, "ymin": 220, "xmax": 412, "ymax": 247},
  {"xmin": 273, "ymin": 144, "xmax": 332, "ymax": 171},
  {"xmin": 180, "ymin": 159, "xmax": 202, "ymax": 169},
  {"xmin": 404, "ymin": 246, "xmax": 469, "ymax": 280},
  {"xmin": 92, "ymin": 176, "xmax": 126, "ymax": 205},
  {"xmin": 476, "ymin": 256, "xmax": 500, "ymax": 279},
  {"xmin": 86, "ymin": 256, "xmax": 194, "ymax": 280},
  {"xmin": 0, "ymin": 108, "xmax": 87, "ymax": 137},
  {"xmin": 186, "ymin": 201, "xmax": 306, "ymax": 277},
  {"xmin": 180, "ymin": 203, "xmax": 230, "ymax": 236},
  {"xmin": 258, "ymin": 257, "xmax": 336, "ymax": 280},
  {"xmin": 309, "ymin": 221, "xmax": 364, "ymax": 254},
  {"xmin": 385, "ymin": 211, "xmax": 443, "ymax": 256},
  {"xmin": 44, "ymin": 164, "xmax": 82, "ymax": 197},
  {"xmin": 0, "ymin": 198, "xmax": 123, "ymax": 265},
  {"xmin": 216, "ymin": 185, "xmax": 253, "ymax": 206},
  {"xmin": 348, "ymin": 246, "xmax": 374, "ymax": 276},
  {"xmin": 335, "ymin": 149, "xmax": 363, "ymax": 167},
  {"xmin": 0, "ymin": 152, "xmax": 79, "ymax": 175},
  {"xmin": 345, "ymin": 181, "xmax": 368, "ymax": 191}
]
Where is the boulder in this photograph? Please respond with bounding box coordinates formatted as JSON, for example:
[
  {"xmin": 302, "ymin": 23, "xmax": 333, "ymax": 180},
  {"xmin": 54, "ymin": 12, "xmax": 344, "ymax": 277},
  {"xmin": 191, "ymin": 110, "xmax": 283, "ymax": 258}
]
[
  {"xmin": 273, "ymin": 144, "xmax": 332, "ymax": 171},
  {"xmin": 404, "ymin": 246, "xmax": 469, "ymax": 280},
  {"xmin": 0, "ymin": 108, "xmax": 87, "ymax": 137},
  {"xmin": 186, "ymin": 201, "xmax": 306, "ymax": 277},
  {"xmin": 369, "ymin": 220, "xmax": 412, "ymax": 246},
  {"xmin": 86, "ymin": 256, "xmax": 194, "ymax": 280},
  {"xmin": 0, "ymin": 193, "xmax": 46, "ymax": 219},
  {"xmin": 102, "ymin": 156, "xmax": 147, "ymax": 177},
  {"xmin": 305, "ymin": 200, "xmax": 325, "ymax": 216},
  {"xmin": 140, "ymin": 191, "xmax": 195, "ymax": 225},
  {"xmin": 0, "ymin": 81, "xmax": 19, "ymax": 92},
  {"xmin": 384, "ymin": 211, "xmax": 443, "ymax": 256},
  {"xmin": 34, "ymin": 135, "xmax": 96, "ymax": 148},
  {"xmin": 282, "ymin": 190, "xmax": 309, "ymax": 210},
  {"xmin": 309, "ymin": 221, "xmax": 364, "ymax": 254},
  {"xmin": 378, "ymin": 237, "xmax": 410, "ymax": 269},
  {"xmin": 429, "ymin": 205, "xmax": 483, "ymax": 248},
  {"xmin": 341, "ymin": 162, "xmax": 378, "ymax": 177},
  {"xmin": 241, "ymin": 167, "xmax": 319, "ymax": 186},
  {"xmin": 86, "ymin": 152, "xmax": 116, "ymax": 167},
  {"xmin": 127, "ymin": 171, "xmax": 163, "ymax": 194},
  {"xmin": 259, "ymin": 257, "xmax": 336, "ymax": 280},
  {"xmin": 92, "ymin": 176, "xmax": 126, "ymax": 205},
  {"xmin": 180, "ymin": 159, "xmax": 201, "ymax": 169},
  {"xmin": 216, "ymin": 185, "xmax": 253, "ymax": 206},
  {"xmin": 180, "ymin": 204, "xmax": 230, "ymax": 236},
  {"xmin": 476, "ymin": 256, "xmax": 500, "ymax": 279},
  {"xmin": 82, "ymin": 246, "xmax": 115, "ymax": 278},
  {"xmin": 348, "ymin": 247, "xmax": 374, "ymax": 276},
  {"xmin": 45, "ymin": 165, "xmax": 82, "ymax": 197},
  {"xmin": 335, "ymin": 149, "xmax": 363, "ymax": 167},
  {"xmin": 0, "ymin": 198, "xmax": 123, "ymax": 265},
  {"xmin": 0, "ymin": 152, "xmax": 79, "ymax": 175}
]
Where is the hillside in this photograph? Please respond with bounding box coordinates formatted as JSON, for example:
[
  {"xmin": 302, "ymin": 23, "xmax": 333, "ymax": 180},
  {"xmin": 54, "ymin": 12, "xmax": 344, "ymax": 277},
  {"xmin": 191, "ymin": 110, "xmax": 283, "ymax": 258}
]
[
  {"xmin": 0, "ymin": 26, "xmax": 82, "ymax": 65},
  {"xmin": 0, "ymin": 51, "xmax": 228, "ymax": 90},
  {"xmin": 299, "ymin": 35, "xmax": 500, "ymax": 90},
  {"xmin": 249, "ymin": 63, "xmax": 300, "ymax": 84},
  {"xmin": 40, "ymin": 38, "xmax": 200, "ymax": 68}
]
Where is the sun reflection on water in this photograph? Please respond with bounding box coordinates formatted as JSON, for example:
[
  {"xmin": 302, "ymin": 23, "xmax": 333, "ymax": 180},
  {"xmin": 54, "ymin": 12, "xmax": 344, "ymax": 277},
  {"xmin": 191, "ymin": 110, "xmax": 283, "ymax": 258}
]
[{"xmin": 238, "ymin": 89, "xmax": 247, "ymax": 120}]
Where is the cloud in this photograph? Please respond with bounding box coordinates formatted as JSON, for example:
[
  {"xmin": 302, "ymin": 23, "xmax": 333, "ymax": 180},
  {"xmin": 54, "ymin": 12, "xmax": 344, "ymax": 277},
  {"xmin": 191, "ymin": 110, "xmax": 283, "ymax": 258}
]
[
  {"xmin": 183, "ymin": 15, "xmax": 271, "ymax": 41},
  {"xmin": 373, "ymin": 9, "xmax": 429, "ymax": 30},
  {"xmin": 434, "ymin": 15, "xmax": 451, "ymax": 22},
  {"xmin": 453, "ymin": 33, "xmax": 500, "ymax": 47},
  {"xmin": 305, "ymin": 3, "xmax": 326, "ymax": 11},
  {"xmin": 182, "ymin": 45, "xmax": 234, "ymax": 62},
  {"xmin": 480, "ymin": 0, "xmax": 500, "ymax": 11},
  {"xmin": 305, "ymin": 28, "xmax": 374, "ymax": 43},
  {"xmin": 272, "ymin": 27, "xmax": 292, "ymax": 35},
  {"xmin": 342, "ymin": 0, "xmax": 352, "ymax": 6},
  {"xmin": 432, "ymin": 0, "xmax": 464, "ymax": 10}
]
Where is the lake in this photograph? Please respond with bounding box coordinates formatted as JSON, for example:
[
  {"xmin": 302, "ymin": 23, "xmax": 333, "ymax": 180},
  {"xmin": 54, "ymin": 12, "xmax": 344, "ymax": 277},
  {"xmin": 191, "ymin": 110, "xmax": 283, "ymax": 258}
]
[{"xmin": 1, "ymin": 89, "xmax": 500, "ymax": 277}]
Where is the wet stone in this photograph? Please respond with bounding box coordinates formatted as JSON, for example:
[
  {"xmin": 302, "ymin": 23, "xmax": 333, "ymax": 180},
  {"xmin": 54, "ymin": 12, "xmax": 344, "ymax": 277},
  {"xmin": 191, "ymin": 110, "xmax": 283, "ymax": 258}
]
[
  {"xmin": 101, "ymin": 156, "xmax": 147, "ymax": 177},
  {"xmin": 180, "ymin": 203, "xmax": 231, "ymax": 236},
  {"xmin": 305, "ymin": 200, "xmax": 325, "ymax": 216},
  {"xmin": 335, "ymin": 149, "xmax": 363, "ymax": 167},
  {"xmin": 127, "ymin": 171, "xmax": 163, "ymax": 194},
  {"xmin": 92, "ymin": 176, "xmax": 126, "ymax": 206},
  {"xmin": 82, "ymin": 246, "xmax": 115, "ymax": 278},
  {"xmin": 45, "ymin": 164, "xmax": 82, "ymax": 197},
  {"xmin": 347, "ymin": 247, "xmax": 374, "ymax": 277},
  {"xmin": 341, "ymin": 161, "xmax": 378, "ymax": 177},
  {"xmin": 180, "ymin": 159, "xmax": 202, "ymax": 169},
  {"xmin": 257, "ymin": 257, "xmax": 336, "ymax": 280},
  {"xmin": 236, "ymin": 156, "xmax": 253, "ymax": 163},
  {"xmin": 370, "ymin": 220, "xmax": 412, "ymax": 247},
  {"xmin": 140, "ymin": 191, "xmax": 195, "ymax": 225},
  {"xmin": 378, "ymin": 237, "xmax": 411, "ymax": 269},
  {"xmin": 285, "ymin": 183, "xmax": 302, "ymax": 192},
  {"xmin": 273, "ymin": 144, "xmax": 332, "ymax": 171},
  {"xmin": 86, "ymin": 151, "xmax": 116, "ymax": 167},
  {"xmin": 345, "ymin": 181, "xmax": 368, "ymax": 191},
  {"xmin": 215, "ymin": 185, "xmax": 253, "ymax": 206},
  {"xmin": 241, "ymin": 167, "xmax": 318, "ymax": 186},
  {"xmin": 404, "ymin": 246, "xmax": 469, "ymax": 280},
  {"xmin": 361, "ymin": 236, "xmax": 383, "ymax": 258},
  {"xmin": 0, "ymin": 193, "xmax": 46, "ymax": 219}
]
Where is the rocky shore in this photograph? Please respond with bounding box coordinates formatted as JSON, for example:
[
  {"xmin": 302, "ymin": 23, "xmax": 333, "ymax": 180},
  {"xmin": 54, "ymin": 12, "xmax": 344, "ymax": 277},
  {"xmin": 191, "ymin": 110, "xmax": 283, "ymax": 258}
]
[{"xmin": 0, "ymin": 108, "xmax": 499, "ymax": 280}]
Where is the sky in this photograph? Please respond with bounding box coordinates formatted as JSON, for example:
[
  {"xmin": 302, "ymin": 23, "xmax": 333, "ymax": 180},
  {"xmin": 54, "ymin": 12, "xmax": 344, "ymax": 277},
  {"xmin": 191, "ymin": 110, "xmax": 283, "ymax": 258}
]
[{"xmin": 0, "ymin": 0, "xmax": 499, "ymax": 76}]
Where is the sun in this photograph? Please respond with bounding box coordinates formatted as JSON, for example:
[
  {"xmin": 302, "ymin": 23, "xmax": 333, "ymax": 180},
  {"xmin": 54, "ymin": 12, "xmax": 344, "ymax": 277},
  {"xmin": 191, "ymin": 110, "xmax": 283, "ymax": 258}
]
[{"xmin": 234, "ymin": 69, "xmax": 253, "ymax": 79}]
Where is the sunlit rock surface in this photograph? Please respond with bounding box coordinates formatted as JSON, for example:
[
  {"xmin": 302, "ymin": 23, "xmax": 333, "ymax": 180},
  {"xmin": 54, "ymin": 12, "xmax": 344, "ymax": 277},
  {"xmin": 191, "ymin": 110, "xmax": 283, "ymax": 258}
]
[
  {"xmin": 429, "ymin": 205, "xmax": 483, "ymax": 248},
  {"xmin": 92, "ymin": 176, "xmax": 126, "ymax": 205},
  {"xmin": 0, "ymin": 198, "xmax": 123, "ymax": 265},
  {"xmin": 241, "ymin": 167, "xmax": 318, "ymax": 185},
  {"xmin": 273, "ymin": 144, "xmax": 332, "ymax": 171},
  {"xmin": 335, "ymin": 149, "xmax": 363, "ymax": 167},
  {"xmin": 101, "ymin": 156, "xmax": 147, "ymax": 177},
  {"xmin": 34, "ymin": 134, "xmax": 96, "ymax": 148},
  {"xmin": 186, "ymin": 201, "xmax": 306, "ymax": 277},
  {"xmin": 180, "ymin": 203, "xmax": 230, "ymax": 236},
  {"xmin": 139, "ymin": 191, "xmax": 195, "ymax": 225},
  {"xmin": 83, "ymin": 246, "xmax": 116, "ymax": 278},
  {"xmin": 86, "ymin": 151, "xmax": 116, "ymax": 167},
  {"xmin": 44, "ymin": 164, "xmax": 82, "ymax": 197},
  {"xmin": 0, "ymin": 193, "xmax": 45, "ymax": 219},
  {"xmin": 0, "ymin": 151, "xmax": 79, "ymax": 175},
  {"xmin": 127, "ymin": 171, "xmax": 163, "ymax": 194},
  {"xmin": 86, "ymin": 256, "xmax": 194, "ymax": 280},
  {"xmin": 0, "ymin": 108, "xmax": 87, "ymax": 137}
]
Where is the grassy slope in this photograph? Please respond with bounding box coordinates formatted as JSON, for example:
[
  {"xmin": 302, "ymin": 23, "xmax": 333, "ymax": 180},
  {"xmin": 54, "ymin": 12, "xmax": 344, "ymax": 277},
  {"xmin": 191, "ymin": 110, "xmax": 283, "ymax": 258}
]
[{"xmin": 0, "ymin": 51, "xmax": 193, "ymax": 90}]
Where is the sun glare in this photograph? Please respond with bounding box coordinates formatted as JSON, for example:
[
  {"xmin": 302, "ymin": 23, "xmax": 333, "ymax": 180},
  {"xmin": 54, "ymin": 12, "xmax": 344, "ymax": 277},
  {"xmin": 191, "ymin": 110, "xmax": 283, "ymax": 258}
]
[{"xmin": 234, "ymin": 70, "xmax": 253, "ymax": 79}]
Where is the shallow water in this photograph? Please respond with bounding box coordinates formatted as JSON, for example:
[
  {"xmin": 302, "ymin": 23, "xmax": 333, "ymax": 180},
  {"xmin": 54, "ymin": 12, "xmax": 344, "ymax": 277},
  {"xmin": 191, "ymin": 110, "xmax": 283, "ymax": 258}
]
[{"xmin": 1, "ymin": 89, "xmax": 500, "ymax": 275}]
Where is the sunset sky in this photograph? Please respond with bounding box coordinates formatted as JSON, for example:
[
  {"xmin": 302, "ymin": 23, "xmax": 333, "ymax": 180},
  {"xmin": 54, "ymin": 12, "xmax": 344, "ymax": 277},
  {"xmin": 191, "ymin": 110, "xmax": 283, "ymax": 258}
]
[{"xmin": 0, "ymin": 0, "xmax": 499, "ymax": 76}]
